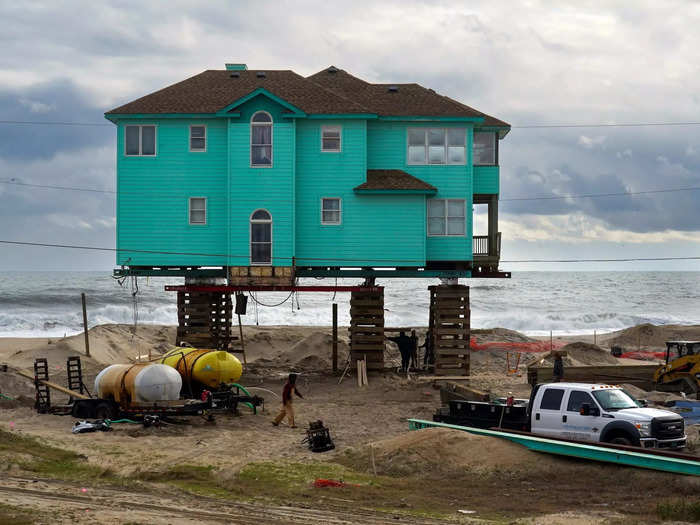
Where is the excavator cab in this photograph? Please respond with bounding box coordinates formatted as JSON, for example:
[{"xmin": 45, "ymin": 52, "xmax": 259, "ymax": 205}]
[{"xmin": 654, "ymin": 341, "xmax": 700, "ymax": 396}]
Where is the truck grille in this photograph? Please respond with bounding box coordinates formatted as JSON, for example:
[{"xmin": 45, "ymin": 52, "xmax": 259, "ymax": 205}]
[{"xmin": 652, "ymin": 417, "xmax": 685, "ymax": 440}]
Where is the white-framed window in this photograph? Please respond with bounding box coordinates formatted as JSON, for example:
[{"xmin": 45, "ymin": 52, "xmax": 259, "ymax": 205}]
[
  {"xmin": 321, "ymin": 197, "xmax": 342, "ymax": 225},
  {"xmin": 407, "ymin": 128, "xmax": 466, "ymax": 165},
  {"xmin": 250, "ymin": 209, "xmax": 272, "ymax": 265},
  {"xmin": 189, "ymin": 197, "xmax": 207, "ymax": 225},
  {"xmin": 321, "ymin": 125, "xmax": 341, "ymax": 152},
  {"xmin": 251, "ymin": 111, "xmax": 272, "ymax": 167},
  {"xmin": 427, "ymin": 199, "xmax": 465, "ymax": 236},
  {"xmin": 473, "ymin": 131, "xmax": 497, "ymax": 165},
  {"xmin": 125, "ymin": 125, "xmax": 156, "ymax": 156},
  {"xmin": 190, "ymin": 125, "xmax": 206, "ymax": 152}
]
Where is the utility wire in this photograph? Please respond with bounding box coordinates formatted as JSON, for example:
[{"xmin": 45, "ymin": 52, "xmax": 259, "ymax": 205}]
[
  {"xmin": 3, "ymin": 119, "xmax": 700, "ymax": 129},
  {"xmin": 4, "ymin": 178, "xmax": 700, "ymax": 204},
  {"xmin": 0, "ymin": 239, "xmax": 699, "ymax": 265},
  {"xmin": 500, "ymin": 186, "xmax": 700, "ymax": 202}
]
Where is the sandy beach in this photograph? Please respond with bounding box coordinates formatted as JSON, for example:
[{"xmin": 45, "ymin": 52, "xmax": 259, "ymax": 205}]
[{"xmin": 1, "ymin": 322, "xmax": 700, "ymax": 523}]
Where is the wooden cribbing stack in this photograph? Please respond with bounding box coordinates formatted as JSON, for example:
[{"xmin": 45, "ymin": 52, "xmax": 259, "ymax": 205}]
[
  {"xmin": 176, "ymin": 291, "xmax": 236, "ymax": 350},
  {"xmin": 429, "ymin": 285, "xmax": 470, "ymax": 376},
  {"xmin": 349, "ymin": 288, "xmax": 385, "ymax": 371}
]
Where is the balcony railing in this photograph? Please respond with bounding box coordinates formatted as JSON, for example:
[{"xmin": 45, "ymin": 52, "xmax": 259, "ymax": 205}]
[{"xmin": 473, "ymin": 232, "xmax": 501, "ymax": 258}]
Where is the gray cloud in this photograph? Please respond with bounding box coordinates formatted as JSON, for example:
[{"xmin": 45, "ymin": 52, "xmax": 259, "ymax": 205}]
[{"xmin": 0, "ymin": 1, "xmax": 699, "ymax": 269}]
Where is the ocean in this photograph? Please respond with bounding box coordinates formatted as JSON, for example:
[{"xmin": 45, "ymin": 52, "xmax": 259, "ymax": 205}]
[{"xmin": 0, "ymin": 271, "xmax": 698, "ymax": 338}]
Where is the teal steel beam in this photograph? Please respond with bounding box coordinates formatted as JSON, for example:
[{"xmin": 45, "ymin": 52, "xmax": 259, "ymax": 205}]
[
  {"xmin": 407, "ymin": 419, "xmax": 700, "ymax": 476},
  {"xmin": 113, "ymin": 267, "xmax": 227, "ymax": 278},
  {"xmin": 295, "ymin": 268, "xmax": 470, "ymax": 278}
]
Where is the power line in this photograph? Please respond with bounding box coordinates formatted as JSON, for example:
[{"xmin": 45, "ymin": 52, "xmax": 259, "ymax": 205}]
[
  {"xmin": 4, "ymin": 178, "xmax": 700, "ymax": 204},
  {"xmin": 0, "ymin": 120, "xmax": 112, "ymax": 127},
  {"xmin": 512, "ymin": 122, "xmax": 700, "ymax": 129},
  {"xmin": 1, "ymin": 239, "xmax": 698, "ymax": 265},
  {"xmin": 500, "ymin": 186, "xmax": 700, "ymax": 202},
  {"xmin": 2, "ymin": 119, "xmax": 700, "ymax": 129}
]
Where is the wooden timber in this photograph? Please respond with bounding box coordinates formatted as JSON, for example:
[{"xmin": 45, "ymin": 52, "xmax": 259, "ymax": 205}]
[
  {"xmin": 429, "ymin": 285, "xmax": 470, "ymax": 376},
  {"xmin": 349, "ymin": 288, "xmax": 385, "ymax": 371},
  {"xmin": 527, "ymin": 364, "xmax": 659, "ymax": 390},
  {"xmin": 14, "ymin": 368, "xmax": 90, "ymax": 400},
  {"xmin": 176, "ymin": 291, "xmax": 236, "ymax": 350}
]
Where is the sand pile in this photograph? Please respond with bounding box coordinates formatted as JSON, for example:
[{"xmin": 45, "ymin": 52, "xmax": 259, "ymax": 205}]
[
  {"xmin": 344, "ymin": 427, "xmax": 565, "ymax": 476},
  {"xmin": 0, "ymin": 324, "xmax": 174, "ymax": 369},
  {"xmin": 248, "ymin": 330, "xmax": 350, "ymax": 372},
  {"xmin": 606, "ymin": 323, "xmax": 700, "ymax": 350},
  {"xmin": 472, "ymin": 328, "xmax": 536, "ymax": 344},
  {"xmin": 559, "ymin": 342, "xmax": 619, "ymax": 366}
]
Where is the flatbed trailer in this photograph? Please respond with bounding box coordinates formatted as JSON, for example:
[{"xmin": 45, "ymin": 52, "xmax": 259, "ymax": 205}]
[{"xmin": 527, "ymin": 363, "xmax": 659, "ymax": 389}]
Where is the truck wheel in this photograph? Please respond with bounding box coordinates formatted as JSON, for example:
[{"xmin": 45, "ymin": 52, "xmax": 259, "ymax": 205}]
[
  {"xmin": 95, "ymin": 402, "xmax": 115, "ymax": 420},
  {"xmin": 609, "ymin": 436, "xmax": 632, "ymax": 446}
]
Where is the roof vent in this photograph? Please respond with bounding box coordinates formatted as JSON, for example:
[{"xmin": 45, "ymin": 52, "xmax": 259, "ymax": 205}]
[
  {"xmin": 388, "ymin": 85, "xmax": 399, "ymax": 93},
  {"xmin": 256, "ymin": 71, "xmax": 266, "ymax": 78},
  {"xmin": 327, "ymin": 66, "xmax": 339, "ymax": 74},
  {"xmin": 230, "ymin": 71, "xmax": 240, "ymax": 78}
]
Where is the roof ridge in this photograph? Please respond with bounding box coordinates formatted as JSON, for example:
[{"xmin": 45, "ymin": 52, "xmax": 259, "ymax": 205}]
[{"xmin": 305, "ymin": 78, "xmax": 373, "ymax": 113}]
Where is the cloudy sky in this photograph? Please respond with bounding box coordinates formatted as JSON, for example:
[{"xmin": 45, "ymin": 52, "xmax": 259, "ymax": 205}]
[{"xmin": 1, "ymin": 1, "xmax": 699, "ymax": 271}]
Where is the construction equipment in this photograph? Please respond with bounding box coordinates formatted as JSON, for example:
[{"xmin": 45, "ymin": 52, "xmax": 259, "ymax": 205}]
[{"xmin": 653, "ymin": 341, "xmax": 700, "ymax": 395}]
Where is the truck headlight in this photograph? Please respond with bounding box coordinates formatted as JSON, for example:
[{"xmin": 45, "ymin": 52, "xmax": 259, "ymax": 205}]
[{"xmin": 634, "ymin": 421, "xmax": 651, "ymax": 437}]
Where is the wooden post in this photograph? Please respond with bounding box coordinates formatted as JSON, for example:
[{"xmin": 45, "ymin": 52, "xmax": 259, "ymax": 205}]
[
  {"xmin": 332, "ymin": 303, "xmax": 338, "ymax": 373},
  {"xmin": 81, "ymin": 293, "xmax": 90, "ymax": 358},
  {"xmin": 550, "ymin": 330, "xmax": 553, "ymax": 353},
  {"xmin": 594, "ymin": 330, "xmax": 597, "ymax": 345},
  {"xmin": 238, "ymin": 314, "xmax": 247, "ymax": 365}
]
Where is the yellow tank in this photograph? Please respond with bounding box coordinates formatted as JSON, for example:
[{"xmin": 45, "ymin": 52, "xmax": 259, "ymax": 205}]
[{"xmin": 160, "ymin": 348, "xmax": 243, "ymax": 389}]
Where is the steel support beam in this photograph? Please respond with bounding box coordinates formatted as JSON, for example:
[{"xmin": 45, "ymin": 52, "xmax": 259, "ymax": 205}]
[{"xmin": 165, "ymin": 285, "xmax": 384, "ymax": 293}]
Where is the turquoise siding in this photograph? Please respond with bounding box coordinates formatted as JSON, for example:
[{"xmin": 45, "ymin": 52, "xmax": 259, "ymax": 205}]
[
  {"xmin": 367, "ymin": 121, "xmax": 473, "ymax": 261},
  {"xmin": 227, "ymin": 96, "xmax": 294, "ymax": 266},
  {"xmin": 114, "ymin": 99, "xmax": 491, "ymax": 268},
  {"xmin": 116, "ymin": 118, "xmax": 228, "ymax": 266},
  {"xmin": 473, "ymin": 166, "xmax": 499, "ymax": 194},
  {"xmin": 295, "ymin": 119, "xmax": 425, "ymax": 266}
]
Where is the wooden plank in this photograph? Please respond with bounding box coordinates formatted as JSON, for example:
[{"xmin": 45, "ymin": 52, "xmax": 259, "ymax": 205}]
[{"xmin": 13, "ymin": 368, "xmax": 91, "ymax": 400}]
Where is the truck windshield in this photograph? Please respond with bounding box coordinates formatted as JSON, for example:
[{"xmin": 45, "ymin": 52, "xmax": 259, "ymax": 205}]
[{"xmin": 592, "ymin": 389, "xmax": 638, "ymax": 411}]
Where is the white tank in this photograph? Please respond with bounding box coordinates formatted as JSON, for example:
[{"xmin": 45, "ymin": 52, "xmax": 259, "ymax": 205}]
[
  {"xmin": 94, "ymin": 363, "xmax": 182, "ymax": 406},
  {"xmin": 133, "ymin": 364, "xmax": 182, "ymax": 402}
]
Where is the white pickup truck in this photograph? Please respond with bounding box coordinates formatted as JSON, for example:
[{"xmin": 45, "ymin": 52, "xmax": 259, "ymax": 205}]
[{"xmin": 435, "ymin": 382, "xmax": 687, "ymax": 449}]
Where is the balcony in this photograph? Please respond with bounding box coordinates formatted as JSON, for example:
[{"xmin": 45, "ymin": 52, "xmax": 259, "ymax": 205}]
[{"xmin": 473, "ymin": 232, "xmax": 501, "ymax": 264}]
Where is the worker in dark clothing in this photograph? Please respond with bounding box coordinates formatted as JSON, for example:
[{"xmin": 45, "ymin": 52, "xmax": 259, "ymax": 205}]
[
  {"xmin": 421, "ymin": 330, "xmax": 434, "ymax": 366},
  {"xmin": 409, "ymin": 330, "xmax": 419, "ymax": 369},
  {"xmin": 272, "ymin": 373, "xmax": 303, "ymax": 428},
  {"xmin": 387, "ymin": 331, "xmax": 414, "ymax": 372},
  {"xmin": 553, "ymin": 353, "xmax": 564, "ymax": 382}
]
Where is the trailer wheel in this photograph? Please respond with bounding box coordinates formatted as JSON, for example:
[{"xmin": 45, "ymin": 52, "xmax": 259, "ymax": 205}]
[{"xmin": 95, "ymin": 402, "xmax": 116, "ymax": 420}]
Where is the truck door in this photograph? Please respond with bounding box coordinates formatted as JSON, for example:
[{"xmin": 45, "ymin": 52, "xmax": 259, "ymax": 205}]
[
  {"xmin": 531, "ymin": 387, "xmax": 565, "ymax": 438},
  {"xmin": 562, "ymin": 390, "xmax": 602, "ymax": 442}
]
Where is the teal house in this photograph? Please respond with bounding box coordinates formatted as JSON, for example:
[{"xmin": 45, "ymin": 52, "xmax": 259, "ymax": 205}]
[{"xmin": 106, "ymin": 64, "xmax": 510, "ymax": 281}]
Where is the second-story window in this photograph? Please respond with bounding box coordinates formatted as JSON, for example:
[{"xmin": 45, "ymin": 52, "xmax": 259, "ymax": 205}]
[
  {"xmin": 407, "ymin": 128, "xmax": 465, "ymax": 165},
  {"xmin": 190, "ymin": 125, "xmax": 206, "ymax": 152},
  {"xmin": 473, "ymin": 132, "xmax": 497, "ymax": 165},
  {"xmin": 427, "ymin": 199, "xmax": 465, "ymax": 236},
  {"xmin": 251, "ymin": 111, "xmax": 272, "ymax": 167},
  {"xmin": 125, "ymin": 125, "xmax": 156, "ymax": 156},
  {"xmin": 321, "ymin": 125, "xmax": 341, "ymax": 152}
]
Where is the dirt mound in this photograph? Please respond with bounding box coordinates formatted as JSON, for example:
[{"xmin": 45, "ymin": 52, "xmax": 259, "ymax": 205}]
[
  {"xmin": 559, "ymin": 342, "xmax": 619, "ymax": 366},
  {"xmin": 343, "ymin": 427, "xmax": 566, "ymax": 476},
  {"xmin": 606, "ymin": 323, "xmax": 700, "ymax": 350},
  {"xmin": 472, "ymin": 328, "xmax": 536, "ymax": 344}
]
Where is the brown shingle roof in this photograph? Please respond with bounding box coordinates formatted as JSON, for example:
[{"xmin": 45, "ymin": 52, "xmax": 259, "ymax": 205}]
[
  {"xmin": 106, "ymin": 66, "xmax": 510, "ymax": 129},
  {"xmin": 354, "ymin": 170, "xmax": 437, "ymax": 192},
  {"xmin": 106, "ymin": 70, "xmax": 368, "ymax": 115},
  {"xmin": 307, "ymin": 67, "xmax": 510, "ymax": 127}
]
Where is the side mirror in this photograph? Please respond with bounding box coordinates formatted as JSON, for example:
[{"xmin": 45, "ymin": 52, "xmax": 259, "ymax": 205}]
[
  {"xmin": 580, "ymin": 403, "xmax": 591, "ymax": 416},
  {"xmin": 638, "ymin": 399, "xmax": 648, "ymax": 408}
]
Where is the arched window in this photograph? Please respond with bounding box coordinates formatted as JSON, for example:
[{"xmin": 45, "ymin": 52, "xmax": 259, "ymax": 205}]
[
  {"xmin": 251, "ymin": 111, "xmax": 272, "ymax": 167},
  {"xmin": 250, "ymin": 209, "xmax": 272, "ymax": 265}
]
